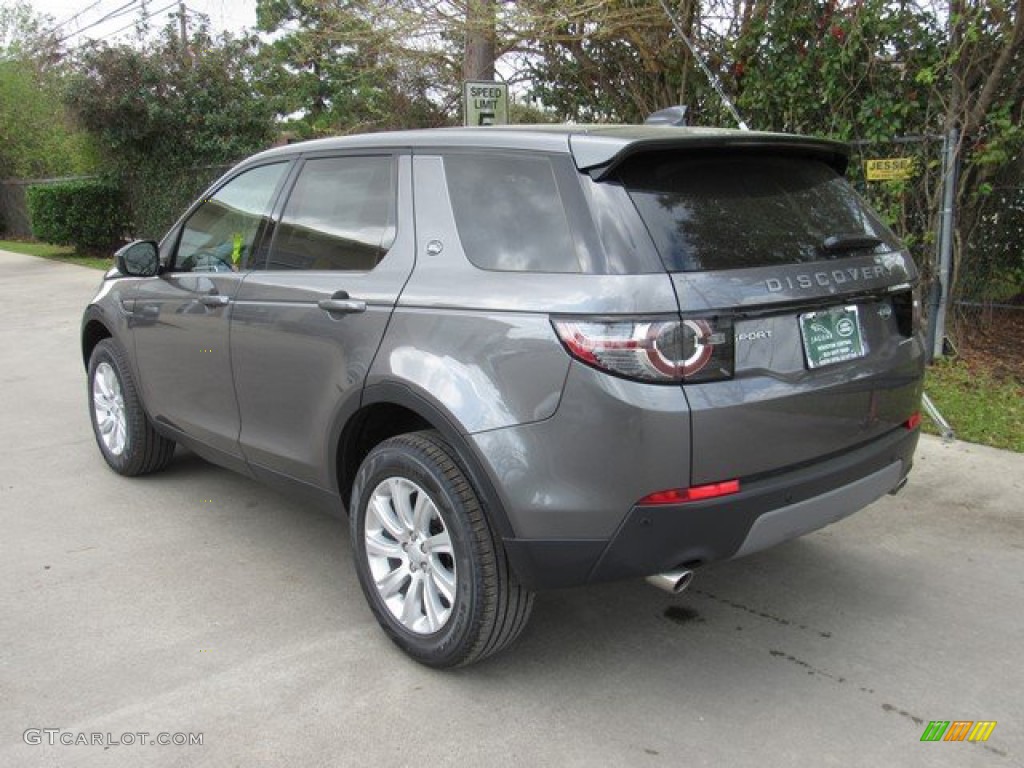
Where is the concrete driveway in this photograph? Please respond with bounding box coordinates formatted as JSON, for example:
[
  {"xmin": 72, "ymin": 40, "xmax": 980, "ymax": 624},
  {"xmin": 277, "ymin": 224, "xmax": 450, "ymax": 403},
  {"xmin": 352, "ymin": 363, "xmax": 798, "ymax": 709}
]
[{"xmin": 1, "ymin": 249, "xmax": 1021, "ymax": 767}]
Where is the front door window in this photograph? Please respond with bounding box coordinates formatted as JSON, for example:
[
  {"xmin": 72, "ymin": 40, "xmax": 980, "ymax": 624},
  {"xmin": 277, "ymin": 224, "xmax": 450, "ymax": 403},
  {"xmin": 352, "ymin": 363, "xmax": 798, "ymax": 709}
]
[{"xmin": 175, "ymin": 163, "xmax": 288, "ymax": 273}]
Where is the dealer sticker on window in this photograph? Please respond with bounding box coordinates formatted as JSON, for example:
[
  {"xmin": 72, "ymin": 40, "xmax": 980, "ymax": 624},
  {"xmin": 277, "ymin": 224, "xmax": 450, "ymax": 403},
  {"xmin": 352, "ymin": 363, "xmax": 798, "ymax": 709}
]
[{"xmin": 800, "ymin": 305, "xmax": 867, "ymax": 368}]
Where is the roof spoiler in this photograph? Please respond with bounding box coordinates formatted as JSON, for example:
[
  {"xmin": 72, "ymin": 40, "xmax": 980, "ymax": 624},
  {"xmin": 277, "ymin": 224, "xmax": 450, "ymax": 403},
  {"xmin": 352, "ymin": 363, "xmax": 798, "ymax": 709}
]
[{"xmin": 571, "ymin": 133, "xmax": 852, "ymax": 181}]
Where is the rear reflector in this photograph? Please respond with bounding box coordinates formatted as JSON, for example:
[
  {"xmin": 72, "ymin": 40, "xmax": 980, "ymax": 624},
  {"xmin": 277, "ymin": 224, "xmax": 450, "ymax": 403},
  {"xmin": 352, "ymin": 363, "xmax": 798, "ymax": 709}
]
[
  {"xmin": 905, "ymin": 412, "xmax": 922, "ymax": 430},
  {"xmin": 638, "ymin": 479, "xmax": 740, "ymax": 505}
]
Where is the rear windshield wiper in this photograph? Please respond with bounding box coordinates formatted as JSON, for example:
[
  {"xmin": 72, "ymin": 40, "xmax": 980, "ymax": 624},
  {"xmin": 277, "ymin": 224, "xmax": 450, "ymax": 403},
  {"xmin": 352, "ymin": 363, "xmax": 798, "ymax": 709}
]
[{"xmin": 821, "ymin": 233, "xmax": 883, "ymax": 253}]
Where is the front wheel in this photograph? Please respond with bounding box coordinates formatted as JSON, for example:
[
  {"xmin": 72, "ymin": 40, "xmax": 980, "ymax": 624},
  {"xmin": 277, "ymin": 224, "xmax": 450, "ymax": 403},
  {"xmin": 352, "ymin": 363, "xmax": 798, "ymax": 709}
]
[
  {"xmin": 88, "ymin": 338, "xmax": 175, "ymax": 476},
  {"xmin": 350, "ymin": 430, "xmax": 534, "ymax": 667}
]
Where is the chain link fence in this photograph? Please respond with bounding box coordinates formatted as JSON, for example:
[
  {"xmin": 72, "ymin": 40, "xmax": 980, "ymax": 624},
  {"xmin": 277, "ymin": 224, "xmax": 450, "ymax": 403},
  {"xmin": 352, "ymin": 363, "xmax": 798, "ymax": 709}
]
[
  {"xmin": 847, "ymin": 137, "xmax": 945, "ymax": 292},
  {"xmin": 848, "ymin": 139, "xmax": 1024, "ymax": 354},
  {"xmin": 957, "ymin": 184, "xmax": 1024, "ymax": 307}
]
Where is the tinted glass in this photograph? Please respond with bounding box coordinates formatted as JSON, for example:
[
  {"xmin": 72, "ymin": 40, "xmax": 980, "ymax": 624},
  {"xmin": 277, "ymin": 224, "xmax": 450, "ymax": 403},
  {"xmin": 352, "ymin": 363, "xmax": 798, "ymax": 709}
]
[
  {"xmin": 267, "ymin": 155, "xmax": 395, "ymax": 271},
  {"xmin": 616, "ymin": 153, "xmax": 901, "ymax": 272},
  {"xmin": 175, "ymin": 163, "xmax": 287, "ymax": 272},
  {"xmin": 578, "ymin": 176, "xmax": 663, "ymax": 274},
  {"xmin": 445, "ymin": 153, "xmax": 579, "ymax": 273}
]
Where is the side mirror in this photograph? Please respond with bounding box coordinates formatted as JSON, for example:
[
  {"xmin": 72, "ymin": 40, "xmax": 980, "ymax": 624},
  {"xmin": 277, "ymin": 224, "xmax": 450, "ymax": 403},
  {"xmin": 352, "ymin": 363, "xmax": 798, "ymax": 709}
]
[{"xmin": 115, "ymin": 240, "xmax": 160, "ymax": 277}]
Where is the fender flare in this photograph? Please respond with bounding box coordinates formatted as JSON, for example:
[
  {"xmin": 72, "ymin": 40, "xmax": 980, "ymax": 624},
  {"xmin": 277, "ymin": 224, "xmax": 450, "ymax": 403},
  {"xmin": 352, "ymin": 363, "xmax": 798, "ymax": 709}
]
[
  {"xmin": 346, "ymin": 381, "xmax": 517, "ymax": 541},
  {"xmin": 81, "ymin": 304, "xmax": 113, "ymax": 368}
]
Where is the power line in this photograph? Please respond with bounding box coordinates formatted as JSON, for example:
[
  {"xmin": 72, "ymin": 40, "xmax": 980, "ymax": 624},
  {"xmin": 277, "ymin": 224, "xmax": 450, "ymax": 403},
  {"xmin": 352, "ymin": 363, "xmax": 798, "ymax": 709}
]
[
  {"xmin": 56, "ymin": 1, "xmax": 140, "ymax": 44},
  {"xmin": 74, "ymin": 0, "xmax": 180, "ymax": 46},
  {"xmin": 50, "ymin": 0, "xmax": 108, "ymax": 33}
]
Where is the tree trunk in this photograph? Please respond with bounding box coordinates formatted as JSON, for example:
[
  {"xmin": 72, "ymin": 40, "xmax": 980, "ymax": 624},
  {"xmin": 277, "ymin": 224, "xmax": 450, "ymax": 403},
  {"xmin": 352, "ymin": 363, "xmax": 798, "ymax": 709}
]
[{"xmin": 464, "ymin": 0, "xmax": 496, "ymax": 81}]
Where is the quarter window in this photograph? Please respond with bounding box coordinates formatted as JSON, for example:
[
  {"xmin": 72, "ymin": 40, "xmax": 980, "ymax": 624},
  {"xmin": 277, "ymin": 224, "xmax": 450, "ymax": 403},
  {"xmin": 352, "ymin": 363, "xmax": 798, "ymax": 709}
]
[
  {"xmin": 174, "ymin": 163, "xmax": 287, "ymax": 272},
  {"xmin": 445, "ymin": 153, "xmax": 580, "ymax": 273},
  {"xmin": 267, "ymin": 155, "xmax": 396, "ymax": 271}
]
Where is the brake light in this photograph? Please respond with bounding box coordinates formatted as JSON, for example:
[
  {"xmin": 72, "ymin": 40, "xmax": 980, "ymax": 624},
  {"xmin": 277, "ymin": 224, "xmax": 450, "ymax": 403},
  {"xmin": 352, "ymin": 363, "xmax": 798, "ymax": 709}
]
[
  {"xmin": 905, "ymin": 412, "xmax": 922, "ymax": 430},
  {"xmin": 551, "ymin": 316, "xmax": 734, "ymax": 383},
  {"xmin": 638, "ymin": 479, "xmax": 740, "ymax": 505}
]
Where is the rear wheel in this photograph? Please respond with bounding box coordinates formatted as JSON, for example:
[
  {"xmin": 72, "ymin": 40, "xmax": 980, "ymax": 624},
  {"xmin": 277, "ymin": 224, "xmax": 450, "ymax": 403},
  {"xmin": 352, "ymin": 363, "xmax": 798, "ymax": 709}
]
[
  {"xmin": 88, "ymin": 338, "xmax": 175, "ymax": 476},
  {"xmin": 350, "ymin": 430, "xmax": 534, "ymax": 667}
]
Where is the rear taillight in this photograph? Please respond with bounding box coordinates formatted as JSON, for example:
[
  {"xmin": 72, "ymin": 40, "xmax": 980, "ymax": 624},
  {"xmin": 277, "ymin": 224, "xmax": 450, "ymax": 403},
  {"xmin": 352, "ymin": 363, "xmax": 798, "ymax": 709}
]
[
  {"xmin": 551, "ymin": 316, "xmax": 734, "ymax": 384},
  {"xmin": 905, "ymin": 412, "xmax": 922, "ymax": 430}
]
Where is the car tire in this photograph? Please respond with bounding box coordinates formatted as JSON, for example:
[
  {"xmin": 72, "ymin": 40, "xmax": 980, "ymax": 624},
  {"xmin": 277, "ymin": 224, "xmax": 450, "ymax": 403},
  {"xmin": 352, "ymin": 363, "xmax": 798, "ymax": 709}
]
[
  {"xmin": 88, "ymin": 338, "xmax": 175, "ymax": 476},
  {"xmin": 350, "ymin": 430, "xmax": 534, "ymax": 667}
]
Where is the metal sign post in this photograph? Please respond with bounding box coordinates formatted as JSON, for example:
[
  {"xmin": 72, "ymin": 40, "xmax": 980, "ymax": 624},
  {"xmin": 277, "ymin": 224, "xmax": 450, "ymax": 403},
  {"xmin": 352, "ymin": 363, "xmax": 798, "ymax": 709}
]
[
  {"xmin": 851, "ymin": 133, "xmax": 958, "ymax": 360},
  {"xmin": 933, "ymin": 127, "xmax": 959, "ymax": 360}
]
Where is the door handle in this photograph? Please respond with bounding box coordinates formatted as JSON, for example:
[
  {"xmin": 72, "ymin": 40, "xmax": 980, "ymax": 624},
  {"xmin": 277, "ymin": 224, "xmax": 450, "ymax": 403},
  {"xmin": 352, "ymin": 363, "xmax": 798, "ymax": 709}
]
[
  {"xmin": 318, "ymin": 296, "xmax": 367, "ymax": 314},
  {"xmin": 200, "ymin": 294, "xmax": 230, "ymax": 308}
]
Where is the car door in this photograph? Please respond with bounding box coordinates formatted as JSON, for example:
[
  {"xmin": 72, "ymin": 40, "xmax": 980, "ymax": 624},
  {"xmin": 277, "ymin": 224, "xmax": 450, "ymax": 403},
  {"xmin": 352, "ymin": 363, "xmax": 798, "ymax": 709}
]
[
  {"xmin": 230, "ymin": 152, "xmax": 415, "ymax": 491},
  {"xmin": 131, "ymin": 161, "xmax": 291, "ymax": 468}
]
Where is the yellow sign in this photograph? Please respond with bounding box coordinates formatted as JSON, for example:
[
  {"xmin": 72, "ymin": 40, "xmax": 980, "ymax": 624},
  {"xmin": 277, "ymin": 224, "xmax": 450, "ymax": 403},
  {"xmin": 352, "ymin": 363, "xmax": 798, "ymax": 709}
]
[{"xmin": 866, "ymin": 157, "xmax": 915, "ymax": 181}]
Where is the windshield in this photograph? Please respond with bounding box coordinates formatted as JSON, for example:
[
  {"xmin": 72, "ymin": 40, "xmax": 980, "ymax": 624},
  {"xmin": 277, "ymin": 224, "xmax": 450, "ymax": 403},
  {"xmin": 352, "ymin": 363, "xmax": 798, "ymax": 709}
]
[{"xmin": 615, "ymin": 152, "xmax": 901, "ymax": 272}]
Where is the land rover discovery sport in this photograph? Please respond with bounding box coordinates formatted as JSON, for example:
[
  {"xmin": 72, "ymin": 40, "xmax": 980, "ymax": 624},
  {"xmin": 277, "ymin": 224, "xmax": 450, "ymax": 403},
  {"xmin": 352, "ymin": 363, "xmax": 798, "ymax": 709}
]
[{"xmin": 82, "ymin": 125, "xmax": 925, "ymax": 667}]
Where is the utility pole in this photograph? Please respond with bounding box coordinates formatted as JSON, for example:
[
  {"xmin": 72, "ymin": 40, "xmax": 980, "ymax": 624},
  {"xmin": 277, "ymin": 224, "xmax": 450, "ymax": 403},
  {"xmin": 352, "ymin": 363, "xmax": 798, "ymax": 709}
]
[
  {"xmin": 463, "ymin": 0, "xmax": 495, "ymax": 81},
  {"xmin": 179, "ymin": 1, "xmax": 188, "ymax": 48}
]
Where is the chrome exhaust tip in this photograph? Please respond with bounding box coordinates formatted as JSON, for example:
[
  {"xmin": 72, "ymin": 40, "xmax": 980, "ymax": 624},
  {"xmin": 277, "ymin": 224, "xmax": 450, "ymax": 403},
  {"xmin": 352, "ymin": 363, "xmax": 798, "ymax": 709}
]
[{"xmin": 645, "ymin": 568, "xmax": 694, "ymax": 595}]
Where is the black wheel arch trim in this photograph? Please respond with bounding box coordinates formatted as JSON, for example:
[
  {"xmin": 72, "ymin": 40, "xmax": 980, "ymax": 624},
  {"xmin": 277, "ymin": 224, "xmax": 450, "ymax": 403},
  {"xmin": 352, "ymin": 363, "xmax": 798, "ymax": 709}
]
[
  {"xmin": 81, "ymin": 304, "xmax": 114, "ymax": 369},
  {"xmin": 353, "ymin": 381, "xmax": 517, "ymax": 542},
  {"xmin": 81, "ymin": 303, "xmax": 157, "ymax": 434},
  {"xmin": 82, "ymin": 303, "xmax": 139, "ymax": 383}
]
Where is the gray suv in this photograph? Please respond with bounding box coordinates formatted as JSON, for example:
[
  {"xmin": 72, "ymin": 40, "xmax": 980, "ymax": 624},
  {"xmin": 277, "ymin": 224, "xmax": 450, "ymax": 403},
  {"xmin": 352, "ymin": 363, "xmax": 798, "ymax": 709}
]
[{"xmin": 82, "ymin": 125, "xmax": 925, "ymax": 666}]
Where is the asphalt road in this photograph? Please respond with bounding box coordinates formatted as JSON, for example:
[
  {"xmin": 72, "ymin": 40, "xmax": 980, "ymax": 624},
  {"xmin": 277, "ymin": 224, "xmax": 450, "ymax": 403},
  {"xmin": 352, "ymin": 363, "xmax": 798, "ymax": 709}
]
[{"xmin": 1, "ymin": 249, "xmax": 1021, "ymax": 767}]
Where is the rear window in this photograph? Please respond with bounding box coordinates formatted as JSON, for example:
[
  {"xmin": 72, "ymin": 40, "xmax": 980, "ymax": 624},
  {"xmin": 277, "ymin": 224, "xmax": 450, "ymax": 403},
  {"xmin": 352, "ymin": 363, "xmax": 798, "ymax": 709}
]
[{"xmin": 615, "ymin": 152, "xmax": 901, "ymax": 272}]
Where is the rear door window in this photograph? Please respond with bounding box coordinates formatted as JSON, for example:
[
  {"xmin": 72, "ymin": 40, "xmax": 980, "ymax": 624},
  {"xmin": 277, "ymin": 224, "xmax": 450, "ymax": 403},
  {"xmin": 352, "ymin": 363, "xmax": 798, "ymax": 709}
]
[
  {"xmin": 615, "ymin": 153, "xmax": 900, "ymax": 272},
  {"xmin": 266, "ymin": 155, "xmax": 396, "ymax": 271}
]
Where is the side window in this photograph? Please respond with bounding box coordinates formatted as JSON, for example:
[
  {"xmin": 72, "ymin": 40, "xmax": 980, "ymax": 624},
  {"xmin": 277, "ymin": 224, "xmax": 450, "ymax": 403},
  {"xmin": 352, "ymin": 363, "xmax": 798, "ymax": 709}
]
[
  {"xmin": 266, "ymin": 155, "xmax": 396, "ymax": 271},
  {"xmin": 174, "ymin": 162, "xmax": 288, "ymax": 273},
  {"xmin": 445, "ymin": 153, "xmax": 580, "ymax": 273}
]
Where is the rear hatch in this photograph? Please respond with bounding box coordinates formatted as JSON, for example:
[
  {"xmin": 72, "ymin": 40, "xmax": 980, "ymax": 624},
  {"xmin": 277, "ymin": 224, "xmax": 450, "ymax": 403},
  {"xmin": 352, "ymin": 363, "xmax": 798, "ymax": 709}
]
[{"xmin": 608, "ymin": 148, "xmax": 925, "ymax": 484}]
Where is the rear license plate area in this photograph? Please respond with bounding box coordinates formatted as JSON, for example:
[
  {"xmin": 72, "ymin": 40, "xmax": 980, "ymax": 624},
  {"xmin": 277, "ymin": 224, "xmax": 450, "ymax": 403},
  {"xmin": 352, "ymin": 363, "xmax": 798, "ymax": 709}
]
[{"xmin": 800, "ymin": 305, "xmax": 867, "ymax": 368}]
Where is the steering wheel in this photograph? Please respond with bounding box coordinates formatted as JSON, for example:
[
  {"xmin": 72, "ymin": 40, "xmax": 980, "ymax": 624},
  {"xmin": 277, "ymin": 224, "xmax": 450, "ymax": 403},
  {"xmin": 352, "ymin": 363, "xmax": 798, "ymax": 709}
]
[{"xmin": 179, "ymin": 249, "xmax": 235, "ymax": 273}]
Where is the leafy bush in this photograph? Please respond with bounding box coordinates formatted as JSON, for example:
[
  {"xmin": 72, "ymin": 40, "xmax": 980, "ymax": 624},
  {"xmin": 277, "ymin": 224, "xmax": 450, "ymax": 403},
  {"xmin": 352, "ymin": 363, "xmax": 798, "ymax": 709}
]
[
  {"xmin": 65, "ymin": 26, "xmax": 275, "ymax": 239},
  {"xmin": 26, "ymin": 179, "xmax": 126, "ymax": 250},
  {"xmin": 125, "ymin": 164, "xmax": 230, "ymax": 240}
]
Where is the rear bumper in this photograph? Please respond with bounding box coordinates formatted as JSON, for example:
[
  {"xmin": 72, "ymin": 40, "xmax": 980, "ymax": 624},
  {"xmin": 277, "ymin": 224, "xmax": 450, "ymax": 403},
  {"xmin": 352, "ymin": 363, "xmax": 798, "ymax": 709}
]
[{"xmin": 503, "ymin": 426, "xmax": 919, "ymax": 590}]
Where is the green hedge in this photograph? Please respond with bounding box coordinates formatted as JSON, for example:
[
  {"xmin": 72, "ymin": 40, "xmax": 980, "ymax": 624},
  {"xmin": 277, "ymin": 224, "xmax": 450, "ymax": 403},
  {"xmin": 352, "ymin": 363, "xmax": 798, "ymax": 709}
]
[
  {"xmin": 26, "ymin": 179, "xmax": 127, "ymax": 251},
  {"xmin": 124, "ymin": 164, "xmax": 230, "ymax": 240}
]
